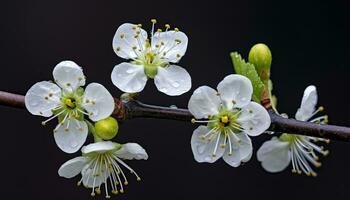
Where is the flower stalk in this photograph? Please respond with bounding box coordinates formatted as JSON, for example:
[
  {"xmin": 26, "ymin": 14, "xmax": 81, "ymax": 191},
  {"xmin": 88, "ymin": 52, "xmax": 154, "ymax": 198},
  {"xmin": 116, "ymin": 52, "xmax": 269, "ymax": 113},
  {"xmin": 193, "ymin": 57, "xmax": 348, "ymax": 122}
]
[{"xmin": 1, "ymin": 90, "xmax": 350, "ymax": 142}]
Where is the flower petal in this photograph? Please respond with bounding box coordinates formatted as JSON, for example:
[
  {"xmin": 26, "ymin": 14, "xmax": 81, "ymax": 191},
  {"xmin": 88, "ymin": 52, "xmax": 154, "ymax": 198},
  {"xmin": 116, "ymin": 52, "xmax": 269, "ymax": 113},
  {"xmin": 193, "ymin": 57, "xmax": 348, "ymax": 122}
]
[
  {"xmin": 81, "ymin": 141, "xmax": 116, "ymax": 154},
  {"xmin": 154, "ymin": 65, "xmax": 191, "ymax": 96},
  {"xmin": 115, "ymin": 143, "xmax": 148, "ymax": 160},
  {"xmin": 54, "ymin": 119, "xmax": 88, "ymax": 153},
  {"xmin": 257, "ymin": 137, "xmax": 291, "ymax": 173},
  {"xmin": 112, "ymin": 23, "xmax": 148, "ymax": 59},
  {"xmin": 111, "ymin": 62, "xmax": 147, "ymax": 93},
  {"xmin": 82, "ymin": 83, "xmax": 115, "ymax": 122},
  {"xmin": 191, "ymin": 126, "xmax": 225, "ymax": 163},
  {"xmin": 188, "ymin": 86, "xmax": 221, "ymax": 119},
  {"xmin": 223, "ymin": 132, "xmax": 253, "ymax": 167},
  {"xmin": 237, "ymin": 102, "xmax": 271, "ymax": 136},
  {"xmin": 217, "ymin": 74, "xmax": 253, "ymax": 109},
  {"xmin": 25, "ymin": 81, "xmax": 61, "ymax": 117},
  {"xmin": 152, "ymin": 30, "xmax": 188, "ymax": 63},
  {"xmin": 53, "ymin": 61, "xmax": 85, "ymax": 92},
  {"xmin": 58, "ymin": 156, "xmax": 89, "ymax": 178},
  {"xmin": 295, "ymin": 85, "xmax": 317, "ymax": 121}
]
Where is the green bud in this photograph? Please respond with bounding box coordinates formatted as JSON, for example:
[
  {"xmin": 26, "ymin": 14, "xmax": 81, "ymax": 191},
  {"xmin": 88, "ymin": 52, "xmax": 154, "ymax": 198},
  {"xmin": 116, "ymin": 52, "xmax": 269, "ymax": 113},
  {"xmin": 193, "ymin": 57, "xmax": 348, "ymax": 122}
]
[
  {"xmin": 248, "ymin": 43, "xmax": 272, "ymax": 72},
  {"xmin": 95, "ymin": 117, "xmax": 119, "ymax": 140}
]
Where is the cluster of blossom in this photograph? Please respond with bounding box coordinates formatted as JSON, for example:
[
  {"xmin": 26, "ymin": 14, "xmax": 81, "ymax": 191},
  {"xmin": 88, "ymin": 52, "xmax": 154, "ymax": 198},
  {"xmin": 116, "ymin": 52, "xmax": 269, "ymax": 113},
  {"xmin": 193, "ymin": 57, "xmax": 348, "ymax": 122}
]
[{"xmin": 24, "ymin": 20, "xmax": 330, "ymax": 198}]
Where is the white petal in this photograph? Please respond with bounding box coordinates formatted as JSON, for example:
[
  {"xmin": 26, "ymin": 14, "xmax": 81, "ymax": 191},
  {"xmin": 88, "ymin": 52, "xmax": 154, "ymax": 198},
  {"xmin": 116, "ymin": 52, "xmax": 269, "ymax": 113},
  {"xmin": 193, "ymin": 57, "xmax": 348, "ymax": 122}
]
[
  {"xmin": 223, "ymin": 133, "xmax": 253, "ymax": 167},
  {"xmin": 82, "ymin": 83, "xmax": 115, "ymax": 121},
  {"xmin": 115, "ymin": 143, "xmax": 148, "ymax": 160},
  {"xmin": 58, "ymin": 156, "xmax": 89, "ymax": 178},
  {"xmin": 111, "ymin": 62, "xmax": 147, "ymax": 93},
  {"xmin": 191, "ymin": 126, "xmax": 225, "ymax": 163},
  {"xmin": 217, "ymin": 74, "xmax": 253, "ymax": 109},
  {"xmin": 53, "ymin": 61, "xmax": 86, "ymax": 92},
  {"xmin": 82, "ymin": 164, "xmax": 108, "ymax": 188},
  {"xmin": 152, "ymin": 30, "xmax": 188, "ymax": 63},
  {"xmin": 81, "ymin": 141, "xmax": 116, "ymax": 154},
  {"xmin": 257, "ymin": 137, "xmax": 291, "ymax": 173},
  {"xmin": 112, "ymin": 23, "xmax": 148, "ymax": 59},
  {"xmin": 188, "ymin": 86, "xmax": 221, "ymax": 119},
  {"xmin": 295, "ymin": 85, "xmax": 317, "ymax": 121},
  {"xmin": 154, "ymin": 65, "xmax": 191, "ymax": 96},
  {"xmin": 54, "ymin": 119, "xmax": 88, "ymax": 153},
  {"xmin": 25, "ymin": 81, "xmax": 61, "ymax": 117},
  {"xmin": 237, "ymin": 102, "xmax": 271, "ymax": 136}
]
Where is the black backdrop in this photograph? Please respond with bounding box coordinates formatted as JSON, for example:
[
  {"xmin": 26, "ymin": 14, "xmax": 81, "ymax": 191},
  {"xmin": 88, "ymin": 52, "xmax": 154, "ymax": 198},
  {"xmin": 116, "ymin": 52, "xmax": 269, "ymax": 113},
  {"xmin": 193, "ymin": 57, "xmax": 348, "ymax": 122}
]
[{"xmin": 1, "ymin": 0, "xmax": 349, "ymax": 199}]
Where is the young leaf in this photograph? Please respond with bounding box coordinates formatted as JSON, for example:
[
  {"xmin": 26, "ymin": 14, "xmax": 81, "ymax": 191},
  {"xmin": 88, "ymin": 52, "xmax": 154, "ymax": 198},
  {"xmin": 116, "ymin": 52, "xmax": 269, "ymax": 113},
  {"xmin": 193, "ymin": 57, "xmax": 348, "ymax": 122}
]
[{"xmin": 230, "ymin": 52, "xmax": 265, "ymax": 102}]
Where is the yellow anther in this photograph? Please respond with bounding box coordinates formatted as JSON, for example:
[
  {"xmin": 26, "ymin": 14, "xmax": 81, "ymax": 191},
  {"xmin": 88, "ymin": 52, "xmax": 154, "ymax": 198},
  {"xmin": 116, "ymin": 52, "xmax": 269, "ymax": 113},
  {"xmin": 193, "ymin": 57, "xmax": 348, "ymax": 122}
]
[
  {"xmin": 297, "ymin": 170, "xmax": 302, "ymax": 174},
  {"xmin": 315, "ymin": 162, "xmax": 322, "ymax": 168},
  {"xmin": 106, "ymin": 195, "xmax": 111, "ymax": 199},
  {"xmin": 120, "ymin": 33, "xmax": 125, "ymax": 39},
  {"xmin": 95, "ymin": 188, "xmax": 101, "ymax": 194},
  {"xmin": 175, "ymin": 39, "xmax": 181, "ymax": 43},
  {"xmin": 160, "ymin": 41, "xmax": 165, "ymax": 45},
  {"xmin": 132, "ymin": 46, "xmax": 137, "ymax": 50},
  {"xmin": 44, "ymin": 96, "xmax": 49, "ymax": 100},
  {"xmin": 120, "ymin": 189, "xmax": 124, "ymax": 194},
  {"xmin": 64, "ymin": 128, "xmax": 69, "ymax": 132},
  {"xmin": 228, "ymin": 152, "xmax": 233, "ymax": 156},
  {"xmin": 41, "ymin": 121, "xmax": 46, "ymax": 126},
  {"xmin": 136, "ymin": 30, "xmax": 140, "ymax": 34},
  {"xmin": 220, "ymin": 144, "xmax": 226, "ymax": 148},
  {"xmin": 39, "ymin": 111, "xmax": 43, "ymax": 115},
  {"xmin": 249, "ymin": 109, "xmax": 253, "ymax": 114},
  {"xmin": 91, "ymin": 192, "xmax": 96, "ymax": 197},
  {"xmin": 124, "ymin": 181, "xmax": 129, "ymax": 185},
  {"xmin": 137, "ymin": 24, "xmax": 142, "ymax": 27},
  {"xmin": 151, "ymin": 19, "xmax": 157, "ymax": 24},
  {"xmin": 323, "ymin": 150, "xmax": 330, "ymax": 156},
  {"xmin": 165, "ymin": 24, "xmax": 170, "ymax": 29},
  {"xmin": 212, "ymin": 153, "xmax": 216, "ymax": 157},
  {"xmin": 325, "ymin": 139, "xmax": 330, "ymax": 144},
  {"xmin": 112, "ymin": 190, "xmax": 118, "ymax": 195},
  {"xmin": 191, "ymin": 118, "xmax": 196, "ymax": 124},
  {"xmin": 324, "ymin": 115, "xmax": 329, "ymax": 123},
  {"xmin": 137, "ymin": 177, "xmax": 141, "ymax": 181},
  {"xmin": 174, "ymin": 27, "xmax": 179, "ymax": 32},
  {"xmin": 77, "ymin": 181, "xmax": 81, "ymax": 186},
  {"xmin": 48, "ymin": 93, "xmax": 53, "ymax": 97},
  {"xmin": 132, "ymin": 26, "xmax": 137, "ymax": 30},
  {"xmin": 232, "ymin": 100, "xmax": 236, "ymax": 104},
  {"xmin": 318, "ymin": 106, "xmax": 324, "ymax": 111},
  {"xmin": 221, "ymin": 116, "xmax": 229, "ymax": 124},
  {"xmin": 291, "ymin": 169, "xmax": 297, "ymax": 173},
  {"xmin": 155, "ymin": 44, "xmax": 160, "ymax": 48},
  {"xmin": 311, "ymin": 172, "xmax": 318, "ymax": 177},
  {"xmin": 314, "ymin": 155, "xmax": 319, "ymax": 161},
  {"xmin": 157, "ymin": 28, "xmax": 162, "ymax": 32}
]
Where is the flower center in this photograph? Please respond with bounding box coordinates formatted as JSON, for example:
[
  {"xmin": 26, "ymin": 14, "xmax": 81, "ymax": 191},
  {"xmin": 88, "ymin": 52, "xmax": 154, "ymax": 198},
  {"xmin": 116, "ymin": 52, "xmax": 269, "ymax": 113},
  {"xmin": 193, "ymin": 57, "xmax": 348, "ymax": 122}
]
[
  {"xmin": 65, "ymin": 98, "xmax": 76, "ymax": 109},
  {"xmin": 220, "ymin": 115, "xmax": 230, "ymax": 126}
]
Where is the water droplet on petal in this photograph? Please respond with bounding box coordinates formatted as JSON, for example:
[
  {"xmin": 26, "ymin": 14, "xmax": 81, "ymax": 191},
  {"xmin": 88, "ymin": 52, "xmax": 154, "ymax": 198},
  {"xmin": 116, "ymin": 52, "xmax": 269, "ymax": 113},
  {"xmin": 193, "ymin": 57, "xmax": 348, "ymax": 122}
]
[
  {"xmin": 71, "ymin": 141, "xmax": 78, "ymax": 148},
  {"xmin": 171, "ymin": 81, "xmax": 180, "ymax": 88},
  {"xmin": 126, "ymin": 69, "xmax": 134, "ymax": 74}
]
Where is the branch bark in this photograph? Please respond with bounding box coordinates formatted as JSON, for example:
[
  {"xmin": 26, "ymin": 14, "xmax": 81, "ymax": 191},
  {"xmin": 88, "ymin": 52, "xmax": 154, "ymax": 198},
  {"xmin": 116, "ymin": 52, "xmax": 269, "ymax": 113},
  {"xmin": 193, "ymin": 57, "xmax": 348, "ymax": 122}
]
[{"xmin": 1, "ymin": 90, "xmax": 350, "ymax": 142}]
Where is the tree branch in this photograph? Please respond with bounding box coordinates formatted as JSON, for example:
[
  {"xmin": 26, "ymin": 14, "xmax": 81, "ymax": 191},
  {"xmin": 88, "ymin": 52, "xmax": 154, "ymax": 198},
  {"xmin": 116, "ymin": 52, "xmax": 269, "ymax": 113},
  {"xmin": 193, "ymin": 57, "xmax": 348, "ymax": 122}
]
[{"xmin": 1, "ymin": 90, "xmax": 350, "ymax": 142}]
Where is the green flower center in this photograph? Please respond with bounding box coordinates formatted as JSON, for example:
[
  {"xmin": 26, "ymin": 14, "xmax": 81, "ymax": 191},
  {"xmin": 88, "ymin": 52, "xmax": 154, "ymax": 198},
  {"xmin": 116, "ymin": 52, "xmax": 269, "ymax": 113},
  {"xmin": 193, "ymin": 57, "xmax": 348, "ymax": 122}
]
[
  {"xmin": 208, "ymin": 107, "xmax": 242, "ymax": 134},
  {"xmin": 65, "ymin": 98, "xmax": 76, "ymax": 109}
]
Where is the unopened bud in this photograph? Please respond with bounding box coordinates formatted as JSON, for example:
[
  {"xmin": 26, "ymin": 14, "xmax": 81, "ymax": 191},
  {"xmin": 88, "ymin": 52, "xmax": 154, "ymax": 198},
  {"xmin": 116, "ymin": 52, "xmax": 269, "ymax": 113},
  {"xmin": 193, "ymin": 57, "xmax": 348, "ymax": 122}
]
[{"xmin": 95, "ymin": 117, "xmax": 119, "ymax": 140}]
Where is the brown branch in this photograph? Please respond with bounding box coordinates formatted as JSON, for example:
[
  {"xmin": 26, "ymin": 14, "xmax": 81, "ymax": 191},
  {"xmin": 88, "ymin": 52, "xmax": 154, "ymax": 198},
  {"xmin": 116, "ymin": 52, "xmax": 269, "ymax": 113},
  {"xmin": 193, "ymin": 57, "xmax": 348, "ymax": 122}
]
[{"xmin": 1, "ymin": 91, "xmax": 350, "ymax": 142}]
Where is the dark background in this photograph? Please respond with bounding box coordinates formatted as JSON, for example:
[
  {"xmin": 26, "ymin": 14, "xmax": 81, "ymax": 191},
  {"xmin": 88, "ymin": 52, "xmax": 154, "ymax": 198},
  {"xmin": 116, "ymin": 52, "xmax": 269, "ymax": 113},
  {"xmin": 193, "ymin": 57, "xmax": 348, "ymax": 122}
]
[{"xmin": 1, "ymin": 0, "xmax": 349, "ymax": 199}]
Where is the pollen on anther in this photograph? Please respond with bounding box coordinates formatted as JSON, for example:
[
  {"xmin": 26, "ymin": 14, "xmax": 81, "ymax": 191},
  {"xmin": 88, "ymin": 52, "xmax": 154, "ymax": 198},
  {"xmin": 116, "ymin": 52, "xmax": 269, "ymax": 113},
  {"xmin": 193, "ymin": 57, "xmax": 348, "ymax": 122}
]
[
  {"xmin": 151, "ymin": 19, "xmax": 157, "ymax": 24},
  {"xmin": 174, "ymin": 28, "xmax": 179, "ymax": 32},
  {"xmin": 157, "ymin": 28, "xmax": 162, "ymax": 32},
  {"xmin": 112, "ymin": 190, "xmax": 118, "ymax": 195},
  {"xmin": 120, "ymin": 189, "xmax": 125, "ymax": 194},
  {"xmin": 124, "ymin": 181, "xmax": 129, "ymax": 185},
  {"xmin": 165, "ymin": 24, "xmax": 170, "ymax": 29},
  {"xmin": 191, "ymin": 118, "xmax": 196, "ymax": 124}
]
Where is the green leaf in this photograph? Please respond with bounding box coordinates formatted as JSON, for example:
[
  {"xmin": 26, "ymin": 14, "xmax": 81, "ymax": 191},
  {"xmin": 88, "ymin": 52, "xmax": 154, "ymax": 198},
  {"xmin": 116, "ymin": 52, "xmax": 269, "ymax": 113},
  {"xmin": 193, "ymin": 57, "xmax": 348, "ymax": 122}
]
[{"xmin": 230, "ymin": 52, "xmax": 265, "ymax": 102}]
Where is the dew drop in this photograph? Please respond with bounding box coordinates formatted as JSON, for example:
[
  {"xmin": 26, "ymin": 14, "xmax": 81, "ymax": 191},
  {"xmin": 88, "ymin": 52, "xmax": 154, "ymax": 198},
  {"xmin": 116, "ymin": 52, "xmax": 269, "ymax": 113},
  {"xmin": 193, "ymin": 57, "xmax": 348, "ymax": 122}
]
[
  {"xmin": 126, "ymin": 69, "xmax": 134, "ymax": 74},
  {"xmin": 171, "ymin": 81, "xmax": 180, "ymax": 88},
  {"xmin": 71, "ymin": 141, "xmax": 78, "ymax": 148}
]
